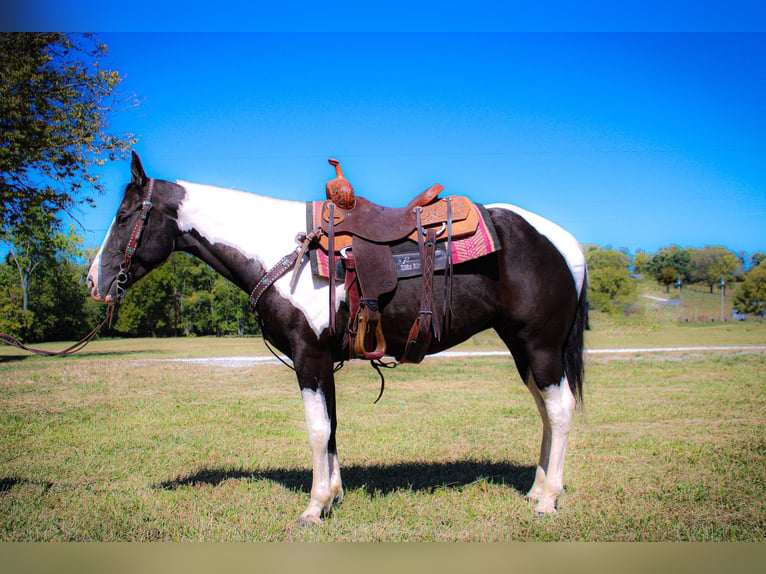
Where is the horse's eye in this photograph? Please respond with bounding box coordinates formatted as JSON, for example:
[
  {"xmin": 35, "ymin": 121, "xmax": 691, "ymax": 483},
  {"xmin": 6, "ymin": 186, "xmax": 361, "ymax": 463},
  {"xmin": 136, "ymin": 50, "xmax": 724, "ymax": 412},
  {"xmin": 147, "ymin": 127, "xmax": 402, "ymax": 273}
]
[{"xmin": 117, "ymin": 214, "xmax": 130, "ymax": 225}]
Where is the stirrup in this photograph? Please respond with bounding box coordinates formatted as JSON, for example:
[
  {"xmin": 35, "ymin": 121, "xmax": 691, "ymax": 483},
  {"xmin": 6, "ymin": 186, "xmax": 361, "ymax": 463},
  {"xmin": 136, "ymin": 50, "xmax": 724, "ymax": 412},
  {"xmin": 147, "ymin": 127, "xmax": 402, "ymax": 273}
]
[{"xmin": 351, "ymin": 300, "xmax": 386, "ymax": 360}]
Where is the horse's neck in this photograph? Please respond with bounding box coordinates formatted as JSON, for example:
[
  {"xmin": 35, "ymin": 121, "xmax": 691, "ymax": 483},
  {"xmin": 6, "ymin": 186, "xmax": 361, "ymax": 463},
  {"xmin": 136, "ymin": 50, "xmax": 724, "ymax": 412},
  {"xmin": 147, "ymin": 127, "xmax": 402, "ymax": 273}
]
[{"xmin": 175, "ymin": 180, "xmax": 307, "ymax": 290}]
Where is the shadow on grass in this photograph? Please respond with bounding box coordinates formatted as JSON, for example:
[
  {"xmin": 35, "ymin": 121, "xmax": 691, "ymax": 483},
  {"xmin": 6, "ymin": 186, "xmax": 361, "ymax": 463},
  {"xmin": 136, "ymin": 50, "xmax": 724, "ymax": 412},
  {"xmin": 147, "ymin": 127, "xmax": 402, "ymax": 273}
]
[
  {"xmin": 0, "ymin": 476, "xmax": 53, "ymax": 494},
  {"xmin": 156, "ymin": 460, "xmax": 536, "ymax": 497}
]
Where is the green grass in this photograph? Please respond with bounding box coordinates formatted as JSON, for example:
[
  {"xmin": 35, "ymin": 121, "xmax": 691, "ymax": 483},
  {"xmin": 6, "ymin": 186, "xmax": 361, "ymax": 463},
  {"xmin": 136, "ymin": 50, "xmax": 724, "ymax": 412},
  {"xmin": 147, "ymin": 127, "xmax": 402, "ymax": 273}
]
[{"xmin": 1, "ymin": 326, "xmax": 765, "ymax": 541}]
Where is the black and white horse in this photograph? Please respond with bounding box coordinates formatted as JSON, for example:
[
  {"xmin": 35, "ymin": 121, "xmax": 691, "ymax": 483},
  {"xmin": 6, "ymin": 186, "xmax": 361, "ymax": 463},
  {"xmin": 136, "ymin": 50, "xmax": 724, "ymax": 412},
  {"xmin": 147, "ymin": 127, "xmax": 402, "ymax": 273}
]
[{"xmin": 87, "ymin": 152, "xmax": 588, "ymax": 524}]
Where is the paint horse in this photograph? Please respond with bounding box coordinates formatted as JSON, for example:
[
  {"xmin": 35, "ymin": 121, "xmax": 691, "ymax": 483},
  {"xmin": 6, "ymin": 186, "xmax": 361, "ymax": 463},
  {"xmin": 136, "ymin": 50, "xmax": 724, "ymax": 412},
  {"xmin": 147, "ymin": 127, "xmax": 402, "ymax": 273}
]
[{"xmin": 87, "ymin": 152, "xmax": 588, "ymax": 524}]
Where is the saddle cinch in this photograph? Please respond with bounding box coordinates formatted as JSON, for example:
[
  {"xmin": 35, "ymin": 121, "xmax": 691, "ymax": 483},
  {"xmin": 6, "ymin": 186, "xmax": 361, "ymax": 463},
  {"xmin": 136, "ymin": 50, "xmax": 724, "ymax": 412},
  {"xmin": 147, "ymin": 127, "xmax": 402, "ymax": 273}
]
[{"xmin": 317, "ymin": 159, "xmax": 484, "ymax": 364}]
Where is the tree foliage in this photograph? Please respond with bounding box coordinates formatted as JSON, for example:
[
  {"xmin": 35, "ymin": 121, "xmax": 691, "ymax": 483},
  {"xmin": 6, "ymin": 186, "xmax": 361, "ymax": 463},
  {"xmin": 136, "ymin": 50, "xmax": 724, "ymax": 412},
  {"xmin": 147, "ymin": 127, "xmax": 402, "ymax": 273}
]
[
  {"xmin": 585, "ymin": 246, "xmax": 637, "ymax": 315},
  {"xmin": 0, "ymin": 247, "xmax": 94, "ymax": 342},
  {"xmin": 650, "ymin": 245, "xmax": 691, "ymax": 285},
  {"xmin": 632, "ymin": 250, "xmax": 652, "ymax": 275},
  {"xmin": 1, "ymin": 32, "xmax": 136, "ymax": 233},
  {"xmin": 658, "ymin": 266, "xmax": 680, "ymax": 292},
  {"xmin": 749, "ymin": 252, "xmax": 766, "ymax": 269},
  {"xmin": 112, "ymin": 253, "xmax": 259, "ymax": 337},
  {"xmin": 1, "ymin": 33, "xmax": 136, "ymax": 335},
  {"xmin": 734, "ymin": 263, "xmax": 766, "ymax": 316},
  {"xmin": 688, "ymin": 246, "xmax": 742, "ymax": 293},
  {"xmin": 1, "ymin": 249, "xmax": 260, "ymax": 341}
]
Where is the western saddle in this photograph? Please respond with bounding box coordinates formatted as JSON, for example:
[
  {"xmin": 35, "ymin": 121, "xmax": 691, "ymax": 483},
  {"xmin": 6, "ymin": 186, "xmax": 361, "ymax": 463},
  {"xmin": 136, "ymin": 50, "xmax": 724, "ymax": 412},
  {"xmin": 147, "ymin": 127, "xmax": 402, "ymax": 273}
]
[
  {"xmin": 319, "ymin": 159, "xmax": 480, "ymax": 364},
  {"xmin": 250, "ymin": 159, "xmax": 481, "ymax": 364}
]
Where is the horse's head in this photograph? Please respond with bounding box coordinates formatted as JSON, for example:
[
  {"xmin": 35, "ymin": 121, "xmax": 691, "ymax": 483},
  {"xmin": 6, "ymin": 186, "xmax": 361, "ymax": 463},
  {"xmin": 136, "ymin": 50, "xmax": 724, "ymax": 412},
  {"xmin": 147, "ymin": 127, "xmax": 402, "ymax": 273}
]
[{"xmin": 87, "ymin": 152, "xmax": 184, "ymax": 303}]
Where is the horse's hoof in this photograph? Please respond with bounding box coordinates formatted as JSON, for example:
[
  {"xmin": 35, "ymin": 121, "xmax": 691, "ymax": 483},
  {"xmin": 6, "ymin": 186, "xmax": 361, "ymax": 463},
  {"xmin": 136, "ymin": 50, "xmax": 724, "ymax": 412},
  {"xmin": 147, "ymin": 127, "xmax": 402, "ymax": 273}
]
[
  {"xmin": 534, "ymin": 500, "xmax": 558, "ymax": 516},
  {"xmin": 296, "ymin": 514, "xmax": 321, "ymax": 528}
]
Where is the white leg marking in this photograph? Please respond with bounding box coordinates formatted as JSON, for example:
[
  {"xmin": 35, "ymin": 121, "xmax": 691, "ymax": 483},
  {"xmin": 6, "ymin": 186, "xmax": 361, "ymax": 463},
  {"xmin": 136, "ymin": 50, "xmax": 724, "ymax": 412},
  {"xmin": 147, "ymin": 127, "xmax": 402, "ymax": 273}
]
[
  {"xmin": 530, "ymin": 376, "xmax": 576, "ymax": 515},
  {"xmin": 330, "ymin": 451, "xmax": 343, "ymax": 505},
  {"xmin": 526, "ymin": 378, "xmax": 551, "ymax": 502},
  {"xmin": 299, "ymin": 388, "xmax": 333, "ymax": 524}
]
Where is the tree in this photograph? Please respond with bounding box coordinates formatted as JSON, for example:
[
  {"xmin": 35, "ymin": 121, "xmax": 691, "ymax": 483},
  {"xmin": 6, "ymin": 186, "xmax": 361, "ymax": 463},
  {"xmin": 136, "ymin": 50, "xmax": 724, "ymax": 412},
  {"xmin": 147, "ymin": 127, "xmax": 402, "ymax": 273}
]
[
  {"xmin": 651, "ymin": 246, "xmax": 691, "ymax": 285},
  {"xmin": 734, "ymin": 263, "xmax": 766, "ymax": 317},
  {"xmin": 113, "ymin": 262, "xmax": 177, "ymax": 337},
  {"xmin": 3, "ymin": 220, "xmax": 81, "ymax": 312},
  {"xmin": 585, "ymin": 246, "xmax": 637, "ymax": 315},
  {"xmin": 632, "ymin": 250, "xmax": 653, "ymax": 275},
  {"xmin": 750, "ymin": 252, "xmax": 766, "ymax": 269},
  {"xmin": 26, "ymin": 252, "xmax": 92, "ymax": 341},
  {"xmin": 1, "ymin": 33, "xmax": 136, "ymax": 234},
  {"xmin": 707, "ymin": 251, "xmax": 741, "ymax": 292},
  {"xmin": 0, "ymin": 242, "xmax": 92, "ymax": 342},
  {"xmin": 688, "ymin": 246, "xmax": 742, "ymax": 293},
  {"xmin": 0, "ymin": 258, "xmax": 34, "ymax": 339},
  {"xmin": 1, "ymin": 33, "xmax": 136, "ymax": 339},
  {"xmin": 210, "ymin": 274, "xmax": 260, "ymax": 336},
  {"xmin": 658, "ymin": 266, "xmax": 680, "ymax": 293}
]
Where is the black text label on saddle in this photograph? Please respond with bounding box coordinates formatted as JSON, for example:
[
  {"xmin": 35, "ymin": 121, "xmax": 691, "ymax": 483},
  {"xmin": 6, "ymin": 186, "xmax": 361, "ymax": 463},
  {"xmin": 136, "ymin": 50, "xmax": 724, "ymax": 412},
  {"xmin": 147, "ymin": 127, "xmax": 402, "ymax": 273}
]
[{"xmin": 394, "ymin": 251, "xmax": 447, "ymax": 278}]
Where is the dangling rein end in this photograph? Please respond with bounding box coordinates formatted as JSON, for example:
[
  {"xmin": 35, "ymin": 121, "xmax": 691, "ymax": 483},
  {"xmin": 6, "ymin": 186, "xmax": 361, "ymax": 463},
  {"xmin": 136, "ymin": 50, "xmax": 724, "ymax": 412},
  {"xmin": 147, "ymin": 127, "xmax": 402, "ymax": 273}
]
[{"xmin": 370, "ymin": 358, "xmax": 397, "ymax": 404}]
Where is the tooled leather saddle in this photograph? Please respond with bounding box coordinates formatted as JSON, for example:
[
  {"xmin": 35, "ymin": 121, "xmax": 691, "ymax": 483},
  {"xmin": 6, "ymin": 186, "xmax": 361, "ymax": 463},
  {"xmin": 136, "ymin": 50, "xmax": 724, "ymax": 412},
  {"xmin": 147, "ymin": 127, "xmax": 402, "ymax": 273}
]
[{"xmin": 319, "ymin": 159, "xmax": 481, "ymax": 363}]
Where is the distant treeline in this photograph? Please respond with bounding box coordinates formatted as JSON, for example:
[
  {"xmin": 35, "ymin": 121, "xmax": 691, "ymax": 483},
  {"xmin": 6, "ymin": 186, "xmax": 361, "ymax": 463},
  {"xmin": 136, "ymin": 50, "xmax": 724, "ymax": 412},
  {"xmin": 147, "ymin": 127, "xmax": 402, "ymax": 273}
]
[
  {"xmin": 0, "ymin": 252, "xmax": 259, "ymax": 343},
  {"xmin": 585, "ymin": 245, "xmax": 765, "ymax": 317}
]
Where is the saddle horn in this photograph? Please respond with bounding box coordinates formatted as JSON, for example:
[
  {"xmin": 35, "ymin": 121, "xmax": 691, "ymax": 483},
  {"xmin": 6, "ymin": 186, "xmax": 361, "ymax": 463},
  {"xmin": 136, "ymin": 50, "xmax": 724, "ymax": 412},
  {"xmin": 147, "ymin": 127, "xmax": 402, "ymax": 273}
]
[{"xmin": 326, "ymin": 158, "xmax": 356, "ymax": 210}]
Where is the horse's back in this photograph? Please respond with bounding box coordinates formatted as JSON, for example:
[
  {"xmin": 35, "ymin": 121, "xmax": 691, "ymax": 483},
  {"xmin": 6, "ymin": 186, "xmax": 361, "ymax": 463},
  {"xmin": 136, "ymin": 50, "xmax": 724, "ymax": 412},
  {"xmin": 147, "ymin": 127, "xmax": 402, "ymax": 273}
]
[{"xmin": 486, "ymin": 203, "xmax": 585, "ymax": 297}]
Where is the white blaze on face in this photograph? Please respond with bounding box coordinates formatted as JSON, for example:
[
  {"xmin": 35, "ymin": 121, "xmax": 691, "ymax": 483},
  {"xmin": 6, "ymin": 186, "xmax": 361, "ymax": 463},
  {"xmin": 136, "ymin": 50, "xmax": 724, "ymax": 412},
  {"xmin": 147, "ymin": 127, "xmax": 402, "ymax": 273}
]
[
  {"xmin": 175, "ymin": 181, "xmax": 343, "ymax": 337},
  {"xmin": 486, "ymin": 203, "xmax": 586, "ymax": 296},
  {"xmin": 87, "ymin": 216, "xmax": 117, "ymax": 301}
]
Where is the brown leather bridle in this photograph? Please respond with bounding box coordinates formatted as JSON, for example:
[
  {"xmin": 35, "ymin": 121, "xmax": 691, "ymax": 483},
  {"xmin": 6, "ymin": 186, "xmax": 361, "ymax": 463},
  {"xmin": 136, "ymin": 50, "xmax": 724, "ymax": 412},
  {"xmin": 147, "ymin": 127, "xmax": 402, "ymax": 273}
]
[{"xmin": 114, "ymin": 178, "xmax": 155, "ymax": 302}]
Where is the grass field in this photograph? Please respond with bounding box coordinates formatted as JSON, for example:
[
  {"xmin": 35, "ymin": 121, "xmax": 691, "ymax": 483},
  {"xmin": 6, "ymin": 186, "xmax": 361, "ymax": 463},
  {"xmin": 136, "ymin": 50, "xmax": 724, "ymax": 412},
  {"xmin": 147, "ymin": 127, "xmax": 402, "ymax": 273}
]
[{"xmin": 1, "ymin": 322, "xmax": 765, "ymax": 541}]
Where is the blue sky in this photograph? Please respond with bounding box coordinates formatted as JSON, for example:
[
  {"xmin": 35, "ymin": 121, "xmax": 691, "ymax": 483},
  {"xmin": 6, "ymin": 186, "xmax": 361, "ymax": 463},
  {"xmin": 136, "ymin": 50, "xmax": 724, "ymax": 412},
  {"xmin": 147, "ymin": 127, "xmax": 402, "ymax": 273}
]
[
  {"xmin": 4, "ymin": 5, "xmax": 766, "ymax": 257},
  {"xmin": 70, "ymin": 32, "xmax": 765, "ymax": 257}
]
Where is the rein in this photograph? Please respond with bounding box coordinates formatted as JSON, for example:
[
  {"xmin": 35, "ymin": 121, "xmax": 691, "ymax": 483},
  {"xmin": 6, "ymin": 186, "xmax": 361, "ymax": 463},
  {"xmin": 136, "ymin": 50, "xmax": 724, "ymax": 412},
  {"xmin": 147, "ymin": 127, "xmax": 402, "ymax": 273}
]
[
  {"xmin": 0, "ymin": 306, "xmax": 116, "ymax": 357},
  {"xmin": 0, "ymin": 179, "xmax": 155, "ymax": 357}
]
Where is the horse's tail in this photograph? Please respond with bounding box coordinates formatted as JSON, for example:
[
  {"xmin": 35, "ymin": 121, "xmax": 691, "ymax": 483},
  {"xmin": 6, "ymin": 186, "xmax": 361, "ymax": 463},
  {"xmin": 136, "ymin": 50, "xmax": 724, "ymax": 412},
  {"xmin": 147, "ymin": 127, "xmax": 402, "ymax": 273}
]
[{"xmin": 564, "ymin": 274, "xmax": 588, "ymax": 407}]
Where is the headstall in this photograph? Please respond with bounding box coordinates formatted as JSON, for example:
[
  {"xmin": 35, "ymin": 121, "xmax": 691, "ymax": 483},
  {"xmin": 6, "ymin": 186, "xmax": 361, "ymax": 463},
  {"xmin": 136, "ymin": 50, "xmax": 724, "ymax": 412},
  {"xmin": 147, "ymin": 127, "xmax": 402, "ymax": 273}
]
[{"xmin": 115, "ymin": 178, "xmax": 155, "ymax": 302}]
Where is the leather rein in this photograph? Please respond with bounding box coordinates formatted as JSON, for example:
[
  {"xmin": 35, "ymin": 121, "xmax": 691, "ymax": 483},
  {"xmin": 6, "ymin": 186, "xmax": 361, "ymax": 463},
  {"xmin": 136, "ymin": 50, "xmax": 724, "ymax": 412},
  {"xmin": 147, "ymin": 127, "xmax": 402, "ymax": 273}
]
[{"xmin": 0, "ymin": 179, "xmax": 155, "ymax": 357}]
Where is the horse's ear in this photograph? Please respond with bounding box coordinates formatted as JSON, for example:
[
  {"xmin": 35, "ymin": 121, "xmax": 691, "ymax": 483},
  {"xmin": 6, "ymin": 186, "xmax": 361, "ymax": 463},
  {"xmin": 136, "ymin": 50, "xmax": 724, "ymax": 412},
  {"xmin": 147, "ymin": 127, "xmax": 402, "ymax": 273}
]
[{"xmin": 131, "ymin": 151, "xmax": 148, "ymax": 187}]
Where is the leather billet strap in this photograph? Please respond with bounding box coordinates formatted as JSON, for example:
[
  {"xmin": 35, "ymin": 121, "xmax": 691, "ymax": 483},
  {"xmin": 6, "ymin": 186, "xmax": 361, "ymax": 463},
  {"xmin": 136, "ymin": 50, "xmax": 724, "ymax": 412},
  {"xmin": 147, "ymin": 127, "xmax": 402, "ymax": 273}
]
[
  {"xmin": 442, "ymin": 196, "xmax": 454, "ymax": 334},
  {"xmin": 248, "ymin": 250, "xmax": 301, "ymax": 312},
  {"xmin": 328, "ymin": 203, "xmax": 336, "ymax": 334},
  {"xmin": 401, "ymin": 225, "xmax": 439, "ymax": 364}
]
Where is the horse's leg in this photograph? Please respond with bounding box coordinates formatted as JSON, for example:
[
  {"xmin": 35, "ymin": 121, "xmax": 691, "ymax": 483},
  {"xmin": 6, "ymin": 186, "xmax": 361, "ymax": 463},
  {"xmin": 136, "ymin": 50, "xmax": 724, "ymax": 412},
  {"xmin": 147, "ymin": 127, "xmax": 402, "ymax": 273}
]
[
  {"xmin": 526, "ymin": 360, "xmax": 576, "ymax": 515},
  {"xmin": 525, "ymin": 377, "xmax": 551, "ymax": 503},
  {"xmin": 294, "ymin": 350, "xmax": 343, "ymax": 525}
]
